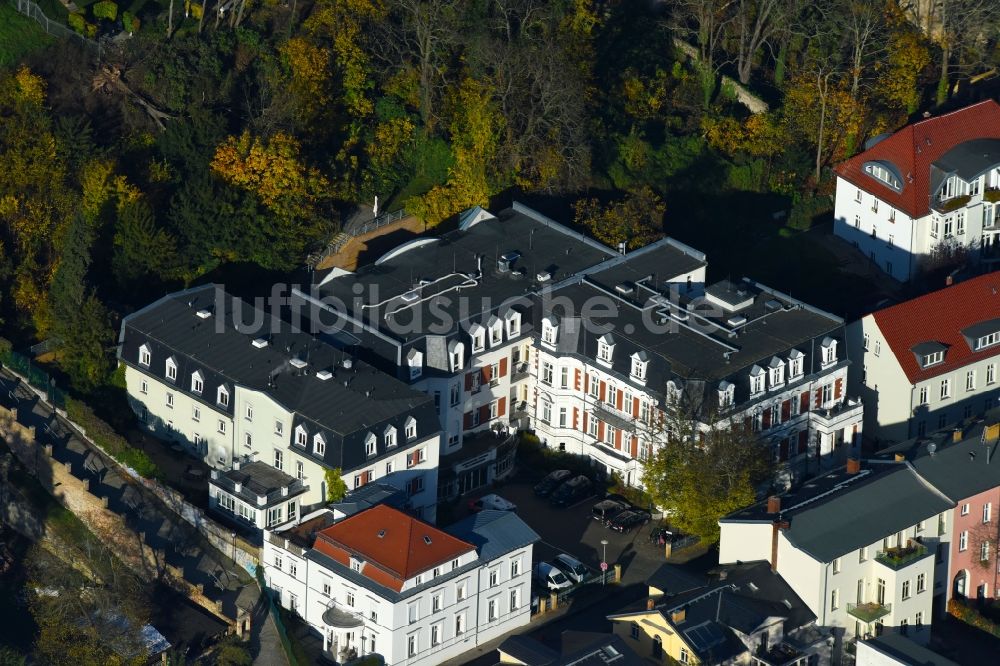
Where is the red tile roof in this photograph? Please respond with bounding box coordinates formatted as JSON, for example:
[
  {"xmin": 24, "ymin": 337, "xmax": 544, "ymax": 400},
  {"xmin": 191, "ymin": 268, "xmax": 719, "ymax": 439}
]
[
  {"xmin": 835, "ymin": 100, "xmax": 1000, "ymax": 219},
  {"xmin": 872, "ymin": 272, "xmax": 1000, "ymax": 384},
  {"xmin": 312, "ymin": 504, "xmax": 474, "ymax": 592}
]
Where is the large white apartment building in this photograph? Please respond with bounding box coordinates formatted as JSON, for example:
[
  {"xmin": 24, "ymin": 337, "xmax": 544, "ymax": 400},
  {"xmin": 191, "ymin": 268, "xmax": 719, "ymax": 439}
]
[
  {"xmin": 118, "ymin": 285, "xmax": 442, "ymax": 524},
  {"xmin": 263, "ymin": 503, "xmax": 538, "ymax": 665},
  {"xmin": 305, "ymin": 203, "xmax": 864, "ymax": 495},
  {"xmin": 846, "ymin": 272, "xmax": 1000, "ymax": 444},
  {"xmin": 833, "ymin": 100, "xmax": 1000, "ymax": 281},
  {"xmin": 720, "ymin": 459, "xmax": 953, "ymax": 646}
]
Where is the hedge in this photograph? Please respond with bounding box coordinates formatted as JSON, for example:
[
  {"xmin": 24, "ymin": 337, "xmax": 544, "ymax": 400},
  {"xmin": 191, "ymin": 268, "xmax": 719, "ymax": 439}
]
[
  {"xmin": 948, "ymin": 598, "xmax": 1000, "ymax": 639},
  {"xmin": 66, "ymin": 397, "xmax": 159, "ymax": 479}
]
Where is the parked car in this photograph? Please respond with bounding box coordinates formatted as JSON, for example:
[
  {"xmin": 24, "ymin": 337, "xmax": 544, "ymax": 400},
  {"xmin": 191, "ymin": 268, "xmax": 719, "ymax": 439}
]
[
  {"xmin": 468, "ymin": 494, "xmax": 517, "ymax": 512},
  {"xmin": 552, "ymin": 554, "xmax": 589, "ymax": 584},
  {"xmin": 550, "ymin": 475, "xmax": 593, "ymax": 507},
  {"xmin": 535, "ymin": 562, "xmax": 573, "ymax": 591},
  {"xmin": 592, "ymin": 499, "xmax": 629, "ymax": 522},
  {"xmin": 534, "ymin": 469, "xmax": 572, "ymax": 497},
  {"xmin": 608, "ymin": 509, "xmax": 651, "ymax": 533}
]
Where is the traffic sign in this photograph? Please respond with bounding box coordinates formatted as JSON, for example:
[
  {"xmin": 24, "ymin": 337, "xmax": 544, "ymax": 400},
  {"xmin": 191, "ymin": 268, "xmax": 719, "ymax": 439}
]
[{"xmin": 600, "ymin": 562, "xmax": 608, "ymax": 572}]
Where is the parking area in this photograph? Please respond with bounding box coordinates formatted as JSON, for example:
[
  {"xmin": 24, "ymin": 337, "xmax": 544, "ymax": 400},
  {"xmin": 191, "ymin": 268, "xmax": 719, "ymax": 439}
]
[{"xmin": 472, "ymin": 474, "xmax": 676, "ymax": 588}]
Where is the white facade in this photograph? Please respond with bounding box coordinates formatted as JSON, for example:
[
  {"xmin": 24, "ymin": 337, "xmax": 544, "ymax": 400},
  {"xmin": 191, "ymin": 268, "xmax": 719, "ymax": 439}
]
[
  {"xmin": 263, "ymin": 514, "xmax": 533, "ymax": 665},
  {"xmin": 848, "ymin": 316, "xmax": 1000, "ymax": 444}
]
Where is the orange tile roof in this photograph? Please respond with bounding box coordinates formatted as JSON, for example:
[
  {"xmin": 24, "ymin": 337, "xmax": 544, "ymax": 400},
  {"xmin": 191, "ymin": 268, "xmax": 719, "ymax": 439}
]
[
  {"xmin": 872, "ymin": 272, "xmax": 1000, "ymax": 384},
  {"xmin": 835, "ymin": 100, "xmax": 1000, "ymax": 219},
  {"xmin": 312, "ymin": 504, "xmax": 474, "ymax": 592}
]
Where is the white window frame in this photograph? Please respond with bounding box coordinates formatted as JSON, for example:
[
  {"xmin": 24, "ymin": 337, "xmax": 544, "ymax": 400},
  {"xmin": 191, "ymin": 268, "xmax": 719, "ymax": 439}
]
[
  {"xmin": 217, "ymin": 385, "xmax": 230, "ymax": 407},
  {"xmin": 191, "ymin": 371, "xmax": 204, "ymax": 394},
  {"xmin": 139, "ymin": 344, "xmax": 151, "ymax": 367},
  {"xmin": 314, "ymin": 433, "xmax": 326, "ymax": 456},
  {"xmin": 405, "ymin": 416, "xmax": 417, "ymax": 441},
  {"xmin": 165, "ymin": 357, "xmax": 178, "ymax": 382},
  {"xmin": 366, "ymin": 432, "xmax": 377, "ymax": 458},
  {"xmin": 295, "ymin": 425, "xmax": 307, "ymax": 447}
]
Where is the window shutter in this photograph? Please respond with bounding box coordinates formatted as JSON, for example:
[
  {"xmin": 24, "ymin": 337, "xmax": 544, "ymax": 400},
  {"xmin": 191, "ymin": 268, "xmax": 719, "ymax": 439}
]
[
  {"xmin": 614, "ymin": 429, "xmax": 622, "ymax": 449},
  {"xmin": 482, "ymin": 365, "xmax": 492, "ymax": 383},
  {"xmin": 630, "ymin": 436, "xmax": 638, "ymax": 458},
  {"xmin": 499, "ymin": 358, "xmax": 508, "ymax": 377},
  {"xmin": 617, "ymin": 390, "xmax": 624, "ymax": 410},
  {"xmin": 814, "ymin": 388, "xmax": 822, "ymax": 409},
  {"xmin": 575, "ymin": 369, "xmax": 582, "ymax": 390},
  {"xmin": 798, "ymin": 430, "xmax": 809, "ymax": 454},
  {"xmin": 599, "ymin": 381, "xmax": 606, "ymax": 402},
  {"xmin": 583, "ymin": 373, "xmax": 589, "ymax": 394},
  {"xmin": 633, "ymin": 397, "xmax": 640, "ymax": 418},
  {"xmin": 498, "ymin": 397, "xmax": 506, "ymax": 417},
  {"xmin": 800, "ymin": 391, "xmax": 810, "ymax": 414},
  {"xmin": 781, "ymin": 400, "xmax": 791, "ymax": 422},
  {"xmin": 582, "ymin": 411, "xmax": 589, "ymax": 434},
  {"xmin": 597, "ymin": 421, "xmax": 605, "ymax": 442},
  {"xmin": 573, "ymin": 407, "xmax": 579, "ymax": 429},
  {"xmin": 834, "ymin": 378, "xmax": 843, "ymax": 400},
  {"xmin": 465, "ymin": 373, "xmax": 474, "ymax": 391},
  {"xmin": 479, "ymin": 405, "xmax": 490, "ymax": 423},
  {"xmin": 463, "ymin": 412, "xmax": 473, "ymax": 431},
  {"xmin": 762, "ymin": 409, "xmax": 772, "ymax": 430},
  {"xmin": 779, "ymin": 439, "xmax": 789, "ymax": 462}
]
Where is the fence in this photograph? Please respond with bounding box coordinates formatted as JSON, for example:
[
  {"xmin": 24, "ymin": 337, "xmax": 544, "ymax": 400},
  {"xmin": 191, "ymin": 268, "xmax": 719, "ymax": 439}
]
[
  {"xmin": 344, "ymin": 207, "xmax": 408, "ymax": 237},
  {"xmin": 14, "ymin": 0, "xmax": 102, "ymax": 58},
  {"xmin": 0, "ymin": 348, "xmax": 66, "ymax": 410}
]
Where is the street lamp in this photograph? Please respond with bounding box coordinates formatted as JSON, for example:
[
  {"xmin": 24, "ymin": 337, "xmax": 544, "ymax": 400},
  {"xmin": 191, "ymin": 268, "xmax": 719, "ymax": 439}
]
[{"xmin": 601, "ymin": 539, "xmax": 609, "ymax": 586}]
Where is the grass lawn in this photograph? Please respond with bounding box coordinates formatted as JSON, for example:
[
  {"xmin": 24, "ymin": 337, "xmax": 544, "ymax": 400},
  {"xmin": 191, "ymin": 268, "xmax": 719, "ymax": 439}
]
[{"xmin": 0, "ymin": 2, "xmax": 54, "ymax": 67}]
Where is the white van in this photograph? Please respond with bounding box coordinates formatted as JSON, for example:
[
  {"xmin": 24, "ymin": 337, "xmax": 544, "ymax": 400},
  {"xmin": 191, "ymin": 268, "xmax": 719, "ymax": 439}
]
[
  {"xmin": 535, "ymin": 562, "xmax": 572, "ymax": 591},
  {"xmin": 553, "ymin": 554, "xmax": 589, "ymax": 584},
  {"xmin": 469, "ymin": 493, "xmax": 517, "ymax": 512}
]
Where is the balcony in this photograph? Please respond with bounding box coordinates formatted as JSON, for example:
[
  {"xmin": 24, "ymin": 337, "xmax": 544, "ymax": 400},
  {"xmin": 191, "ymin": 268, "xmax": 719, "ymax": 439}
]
[
  {"xmin": 875, "ymin": 543, "xmax": 931, "ymax": 570},
  {"xmin": 811, "ymin": 398, "xmax": 863, "ymax": 430},
  {"xmin": 511, "ymin": 362, "xmax": 531, "ymax": 382},
  {"xmin": 847, "ymin": 601, "xmax": 891, "ymax": 622},
  {"xmin": 930, "ymin": 194, "xmax": 971, "ymax": 214},
  {"xmin": 593, "ymin": 400, "xmax": 636, "ymax": 432}
]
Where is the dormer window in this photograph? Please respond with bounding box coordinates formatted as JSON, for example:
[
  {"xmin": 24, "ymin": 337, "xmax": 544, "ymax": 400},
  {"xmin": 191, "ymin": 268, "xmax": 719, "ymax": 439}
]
[
  {"xmin": 448, "ymin": 340, "xmax": 464, "ymax": 372},
  {"xmin": 504, "ymin": 310, "xmax": 521, "ymax": 338},
  {"xmin": 366, "ymin": 432, "xmax": 377, "ymax": 457},
  {"xmin": 541, "ymin": 316, "xmax": 558, "ymax": 347},
  {"xmin": 191, "ymin": 371, "xmax": 204, "ymax": 394},
  {"xmin": 405, "ymin": 416, "xmax": 417, "ymax": 441},
  {"xmin": 630, "ymin": 351, "xmax": 649, "ymax": 383},
  {"xmin": 977, "ymin": 332, "xmax": 1000, "ymax": 351},
  {"xmin": 384, "ymin": 425, "xmax": 397, "ymax": 449},
  {"xmin": 217, "ymin": 385, "xmax": 230, "ymax": 407},
  {"xmin": 165, "ymin": 357, "xmax": 177, "ymax": 382},
  {"xmin": 488, "ymin": 316, "xmax": 502, "ymax": 347},
  {"xmin": 718, "ymin": 381, "xmax": 735, "ymax": 409},
  {"xmin": 768, "ymin": 357, "xmax": 784, "ymax": 388},
  {"xmin": 665, "ymin": 381, "xmax": 681, "ymax": 405},
  {"xmin": 750, "ymin": 366, "xmax": 765, "ymax": 396},
  {"xmin": 924, "ymin": 351, "xmax": 944, "ymax": 366},
  {"xmin": 469, "ymin": 324, "xmax": 485, "ymax": 353},
  {"xmin": 407, "ymin": 348, "xmax": 423, "ymax": 380},
  {"xmin": 820, "ymin": 337, "xmax": 837, "ymax": 368},
  {"xmin": 788, "ymin": 349, "xmax": 804, "ymax": 379},
  {"xmin": 863, "ymin": 160, "xmax": 903, "ymax": 192},
  {"xmin": 295, "ymin": 425, "xmax": 308, "ymax": 447},
  {"xmin": 314, "ymin": 433, "xmax": 326, "ymax": 456},
  {"xmin": 597, "ymin": 334, "xmax": 615, "ymax": 367},
  {"xmin": 138, "ymin": 344, "xmax": 151, "ymax": 367}
]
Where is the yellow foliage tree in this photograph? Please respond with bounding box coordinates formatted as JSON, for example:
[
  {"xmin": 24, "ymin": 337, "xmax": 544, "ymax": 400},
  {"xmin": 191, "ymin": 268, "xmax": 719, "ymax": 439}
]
[
  {"xmin": 702, "ymin": 113, "xmax": 783, "ymax": 160},
  {"xmin": 279, "ymin": 36, "xmax": 332, "ymax": 125},
  {"xmin": 879, "ymin": 4, "xmax": 931, "ymax": 117}
]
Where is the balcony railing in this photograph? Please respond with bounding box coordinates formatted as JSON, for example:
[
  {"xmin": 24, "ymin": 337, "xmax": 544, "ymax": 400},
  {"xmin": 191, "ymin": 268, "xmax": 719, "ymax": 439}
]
[
  {"xmin": 511, "ymin": 362, "xmax": 531, "ymax": 382},
  {"xmin": 847, "ymin": 601, "xmax": 891, "ymax": 622},
  {"xmin": 876, "ymin": 543, "xmax": 930, "ymax": 570},
  {"xmin": 930, "ymin": 194, "xmax": 972, "ymax": 214},
  {"xmin": 812, "ymin": 398, "xmax": 862, "ymax": 423}
]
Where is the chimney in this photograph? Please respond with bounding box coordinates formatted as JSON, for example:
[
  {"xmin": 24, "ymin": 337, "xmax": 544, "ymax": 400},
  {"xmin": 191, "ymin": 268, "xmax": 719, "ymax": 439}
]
[
  {"xmin": 894, "ymin": 453, "xmax": 906, "ymax": 462},
  {"xmin": 953, "ymin": 428, "xmax": 963, "ymax": 443},
  {"xmin": 771, "ymin": 520, "xmax": 790, "ymax": 572},
  {"xmin": 233, "ymin": 460, "xmax": 241, "ymax": 471},
  {"xmin": 647, "ymin": 598, "xmax": 656, "ymax": 611},
  {"xmin": 671, "ymin": 608, "xmax": 686, "ymax": 624},
  {"xmin": 946, "ymin": 275, "xmax": 954, "ymax": 287},
  {"xmin": 846, "ymin": 458, "xmax": 861, "ymax": 474},
  {"xmin": 767, "ymin": 496, "xmax": 781, "ymax": 514}
]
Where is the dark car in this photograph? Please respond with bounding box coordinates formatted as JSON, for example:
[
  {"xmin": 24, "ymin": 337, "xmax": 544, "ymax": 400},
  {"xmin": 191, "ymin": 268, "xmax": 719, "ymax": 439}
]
[
  {"xmin": 608, "ymin": 509, "xmax": 651, "ymax": 533},
  {"xmin": 592, "ymin": 499, "xmax": 629, "ymax": 522},
  {"xmin": 534, "ymin": 469, "xmax": 572, "ymax": 497},
  {"xmin": 551, "ymin": 475, "xmax": 593, "ymax": 507}
]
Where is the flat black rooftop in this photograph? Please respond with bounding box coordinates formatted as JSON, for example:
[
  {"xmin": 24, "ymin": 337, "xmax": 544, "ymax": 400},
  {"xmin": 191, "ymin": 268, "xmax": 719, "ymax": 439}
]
[
  {"xmin": 314, "ymin": 206, "xmax": 616, "ymax": 341},
  {"xmin": 862, "ymin": 634, "xmax": 959, "ymax": 666},
  {"xmin": 122, "ymin": 285, "xmax": 435, "ymax": 435},
  {"xmin": 213, "ymin": 461, "xmax": 307, "ymax": 507},
  {"xmin": 934, "ymin": 138, "xmax": 1000, "ymax": 180}
]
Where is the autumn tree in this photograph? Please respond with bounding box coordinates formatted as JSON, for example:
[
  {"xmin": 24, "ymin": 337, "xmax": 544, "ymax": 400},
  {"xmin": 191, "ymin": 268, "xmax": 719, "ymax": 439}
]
[
  {"xmin": 927, "ymin": 0, "xmax": 1000, "ymax": 104},
  {"xmin": 573, "ymin": 187, "xmax": 666, "ymax": 250},
  {"xmin": 325, "ymin": 468, "xmax": 349, "ymax": 502},
  {"xmin": 643, "ymin": 414, "xmax": 773, "ymax": 542},
  {"xmin": 671, "ymin": 0, "xmax": 735, "ymax": 102},
  {"xmin": 879, "ymin": 3, "xmax": 932, "ymax": 117}
]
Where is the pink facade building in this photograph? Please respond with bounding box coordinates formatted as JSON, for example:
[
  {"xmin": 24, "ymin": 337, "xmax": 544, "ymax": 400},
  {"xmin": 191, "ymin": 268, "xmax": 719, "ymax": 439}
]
[{"xmin": 949, "ymin": 486, "xmax": 1000, "ymax": 601}]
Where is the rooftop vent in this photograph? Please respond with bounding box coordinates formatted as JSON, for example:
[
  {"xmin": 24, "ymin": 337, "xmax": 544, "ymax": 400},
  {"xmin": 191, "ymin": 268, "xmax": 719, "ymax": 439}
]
[
  {"xmin": 316, "ymin": 370, "xmax": 333, "ymax": 381},
  {"xmin": 195, "ymin": 309, "xmax": 212, "ymax": 319},
  {"xmin": 727, "ymin": 315, "xmax": 748, "ymax": 327},
  {"xmin": 423, "ymin": 535, "xmax": 432, "ymax": 545},
  {"xmin": 536, "ymin": 271, "xmax": 552, "ymax": 283},
  {"xmin": 401, "ymin": 290, "xmax": 420, "ymax": 303},
  {"xmin": 342, "ymin": 358, "xmax": 354, "ymax": 370},
  {"xmin": 615, "ymin": 282, "xmax": 635, "ymax": 296},
  {"xmin": 290, "ymin": 358, "xmax": 308, "ymax": 369},
  {"xmin": 252, "ymin": 338, "xmax": 268, "ymax": 348},
  {"xmin": 377, "ymin": 530, "xmax": 385, "ymax": 539},
  {"xmin": 765, "ymin": 299, "xmax": 783, "ymax": 311}
]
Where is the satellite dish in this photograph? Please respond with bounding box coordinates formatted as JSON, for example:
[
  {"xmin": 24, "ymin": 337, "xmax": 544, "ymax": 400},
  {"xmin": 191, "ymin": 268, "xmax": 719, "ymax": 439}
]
[{"xmin": 927, "ymin": 442, "xmax": 937, "ymax": 456}]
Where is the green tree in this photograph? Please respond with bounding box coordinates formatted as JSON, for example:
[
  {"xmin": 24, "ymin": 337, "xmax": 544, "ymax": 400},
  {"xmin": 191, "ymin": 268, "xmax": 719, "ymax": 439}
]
[
  {"xmin": 325, "ymin": 468, "xmax": 349, "ymax": 502},
  {"xmin": 112, "ymin": 199, "xmax": 179, "ymax": 290},
  {"xmin": 573, "ymin": 187, "xmax": 665, "ymax": 250},
  {"xmin": 643, "ymin": 415, "xmax": 772, "ymax": 543}
]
